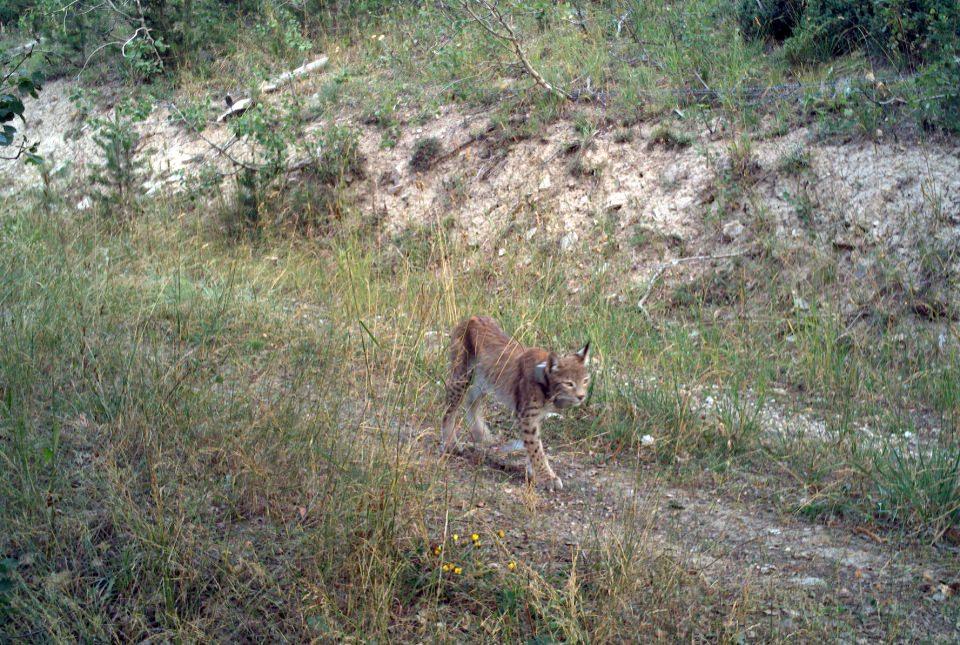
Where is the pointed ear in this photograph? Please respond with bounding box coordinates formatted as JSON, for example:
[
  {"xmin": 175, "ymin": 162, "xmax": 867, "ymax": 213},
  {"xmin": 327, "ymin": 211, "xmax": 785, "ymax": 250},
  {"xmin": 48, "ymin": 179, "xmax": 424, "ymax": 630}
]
[
  {"xmin": 548, "ymin": 352, "xmax": 559, "ymax": 372},
  {"xmin": 576, "ymin": 341, "xmax": 590, "ymax": 363},
  {"xmin": 534, "ymin": 361, "xmax": 549, "ymax": 386}
]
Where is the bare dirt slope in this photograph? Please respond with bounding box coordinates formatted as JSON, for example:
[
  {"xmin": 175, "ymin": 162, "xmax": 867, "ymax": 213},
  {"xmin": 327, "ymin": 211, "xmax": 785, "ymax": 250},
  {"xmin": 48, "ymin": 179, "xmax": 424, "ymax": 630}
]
[{"xmin": 5, "ymin": 75, "xmax": 960, "ymax": 306}]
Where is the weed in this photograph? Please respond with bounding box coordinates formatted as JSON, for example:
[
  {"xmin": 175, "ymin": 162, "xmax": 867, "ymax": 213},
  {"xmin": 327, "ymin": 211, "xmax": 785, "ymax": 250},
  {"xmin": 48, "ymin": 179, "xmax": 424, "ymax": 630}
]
[
  {"xmin": 612, "ymin": 128, "xmax": 634, "ymax": 144},
  {"xmin": 777, "ymin": 145, "xmax": 812, "ymax": 175},
  {"xmin": 311, "ymin": 124, "xmax": 365, "ymax": 186},
  {"xmin": 410, "ymin": 136, "xmax": 444, "ymax": 172},
  {"xmin": 870, "ymin": 437, "xmax": 960, "ymax": 541},
  {"xmin": 722, "ymin": 135, "xmax": 761, "ymax": 185},
  {"xmin": 647, "ymin": 124, "xmax": 693, "ymax": 150}
]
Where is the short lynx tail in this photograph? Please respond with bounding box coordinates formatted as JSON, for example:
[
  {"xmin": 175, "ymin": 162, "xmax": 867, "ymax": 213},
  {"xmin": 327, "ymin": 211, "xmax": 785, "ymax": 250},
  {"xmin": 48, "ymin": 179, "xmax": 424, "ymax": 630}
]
[{"xmin": 448, "ymin": 316, "xmax": 479, "ymax": 365}]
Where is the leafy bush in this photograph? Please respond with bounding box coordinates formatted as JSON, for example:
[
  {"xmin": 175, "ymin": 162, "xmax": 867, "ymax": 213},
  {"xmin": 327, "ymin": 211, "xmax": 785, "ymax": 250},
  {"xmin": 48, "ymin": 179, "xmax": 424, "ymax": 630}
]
[
  {"xmin": 736, "ymin": 0, "xmax": 804, "ymax": 42},
  {"xmin": 916, "ymin": 41, "xmax": 960, "ymax": 132},
  {"xmin": 0, "ymin": 0, "xmax": 31, "ymax": 25},
  {"xmin": 1, "ymin": 49, "xmax": 42, "ymax": 160},
  {"xmin": 647, "ymin": 124, "xmax": 692, "ymax": 150},
  {"xmin": 742, "ymin": 0, "xmax": 959, "ymax": 65},
  {"xmin": 738, "ymin": 0, "xmax": 960, "ymax": 130},
  {"xmin": 219, "ymin": 124, "xmax": 364, "ymax": 237},
  {"xmin": 871, "ymin": 0, "xmax": 959, "ymax": 66}
]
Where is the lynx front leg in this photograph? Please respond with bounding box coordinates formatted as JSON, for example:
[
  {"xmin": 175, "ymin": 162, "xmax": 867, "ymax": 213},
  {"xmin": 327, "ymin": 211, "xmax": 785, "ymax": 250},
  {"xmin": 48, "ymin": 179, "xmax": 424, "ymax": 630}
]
[{"xmin": 519, "ymin": 408, "xmax": 562, "ymax": 491}]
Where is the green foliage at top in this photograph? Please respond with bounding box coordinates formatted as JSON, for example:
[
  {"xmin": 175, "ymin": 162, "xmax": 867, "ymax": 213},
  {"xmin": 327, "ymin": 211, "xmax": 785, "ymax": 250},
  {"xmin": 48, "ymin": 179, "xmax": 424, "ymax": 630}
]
[
  {"xmin": 740, "ymin": 0, "xmax": 960, "ymax": 67},
  {"xmin": 736, "ymin": 0, "xmax": 804, "ymax": 42},
  {"xmin": 1, "ymin": 49, "xmax": 42, "ymax": 160}
]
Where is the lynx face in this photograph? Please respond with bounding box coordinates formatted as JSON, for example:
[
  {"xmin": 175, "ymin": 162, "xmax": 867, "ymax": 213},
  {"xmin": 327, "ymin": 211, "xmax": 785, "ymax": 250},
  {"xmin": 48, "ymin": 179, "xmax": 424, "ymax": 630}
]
[{"xmin": 538, "ymin": 343, "xmax": 591, "ymax": 409}]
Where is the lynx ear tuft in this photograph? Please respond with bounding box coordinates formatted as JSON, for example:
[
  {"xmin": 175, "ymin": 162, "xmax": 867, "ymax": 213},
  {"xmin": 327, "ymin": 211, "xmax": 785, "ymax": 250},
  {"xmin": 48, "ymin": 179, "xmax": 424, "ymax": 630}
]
[
  {"xmin": 548, "ymin": 352, "xmax": 559, "ymax": 372},
  {"xmin": 576, "ymin": 341, "xmax": 590, "ymax": 363},
  {"xmin": 534, "ymin": 361, "xmax": 549, "ymax": 386}
]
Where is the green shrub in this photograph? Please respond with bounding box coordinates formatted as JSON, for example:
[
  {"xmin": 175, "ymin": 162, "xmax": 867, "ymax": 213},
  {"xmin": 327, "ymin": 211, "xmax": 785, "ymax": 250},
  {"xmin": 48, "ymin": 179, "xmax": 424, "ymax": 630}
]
[
  {"xmin": 916, "ymin": 43, "xmax": 960, "ymax": 132},
  {"xmin": 0, "ymin": 50, "xmax": 42, "ymax": 160},
  {"xmin": 90, "ymin": 100, "xmax": 152, "ymax": 216},
  {"xmin": 219, "ymin": 124, "xmax": 364, "ymax": 237},
  {"xmin": 736, "ymin": 0, "xmax": 804, "ymax": 42},
  {"xmin": 871, "ymin": 0, "xmax": 960, "ymax": 66},
  {"xmin": 0, "ymin": 0, "xmax": 31, "ymax": 25},
  {"xmin": 776, "ymin": 0, "xmax": 960, "ymax": 66},
  {"xmin": 647, "ymin": 124, "xmax": 693, "ymax": 150}
]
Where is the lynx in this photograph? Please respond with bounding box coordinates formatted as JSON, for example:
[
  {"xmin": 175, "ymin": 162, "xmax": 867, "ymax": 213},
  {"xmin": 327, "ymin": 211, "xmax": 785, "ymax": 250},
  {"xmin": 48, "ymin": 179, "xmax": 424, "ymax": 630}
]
[{"xmin": 440, "ymin": 316, "xmax": 590, "ymax": 491}]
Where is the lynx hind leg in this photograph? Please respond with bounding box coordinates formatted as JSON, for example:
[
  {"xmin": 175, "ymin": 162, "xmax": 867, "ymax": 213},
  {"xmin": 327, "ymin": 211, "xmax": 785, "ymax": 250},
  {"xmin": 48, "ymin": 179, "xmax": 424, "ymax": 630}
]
[
  {"xmin": 440, "ymin": 358, "xmax": 473, "ymax": 453},
  {"xmin": 465, "ymin": 383, "xmax": 494, "ymax": 445},
  {"xmin": 519, "ymin": 410, "xmax": 562, "ymax": 491}
]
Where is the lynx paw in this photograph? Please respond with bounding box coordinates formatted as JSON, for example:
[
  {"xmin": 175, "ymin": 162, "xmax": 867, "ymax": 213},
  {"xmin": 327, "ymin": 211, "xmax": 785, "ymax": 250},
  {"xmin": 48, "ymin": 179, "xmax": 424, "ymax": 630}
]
[
  {"xmin": 545, "ymin": 476, "xmax": 563, "ymax": 492},
  {"xmin": 525, "ymin": 464, "xmax": 563, "ymax": 492}
]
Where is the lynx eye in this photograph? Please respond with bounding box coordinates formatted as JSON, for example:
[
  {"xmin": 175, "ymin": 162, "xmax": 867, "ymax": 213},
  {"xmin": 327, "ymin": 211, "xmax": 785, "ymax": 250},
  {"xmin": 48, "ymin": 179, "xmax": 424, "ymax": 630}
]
[{"xmin": 563, "ymin": 381, "xmax": 575, "ymax": 388}]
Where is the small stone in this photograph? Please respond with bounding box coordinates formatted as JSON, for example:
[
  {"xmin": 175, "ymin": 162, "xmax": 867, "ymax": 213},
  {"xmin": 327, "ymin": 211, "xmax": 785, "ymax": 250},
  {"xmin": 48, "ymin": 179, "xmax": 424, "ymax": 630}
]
[
  {"xmin": 721, "ymin": 219, "xmax": 745, "ymax": 242},
  {"xmin": 525, "ymin": 227, "xmax": 538, "ymax": 241},
  {"xmin": 791, "ymin": 576, "xmax": 826, "ymax": 587},
  {"xmin": 640, "ymin": 434, "xmax": 655, "ymax": 447},
  {"xmin": 217, "ymin": 97, "xmax": 252, "ymax": 122},
  {"xmin": 539, "ymin": 175, "xmax": 552, "ymax": 191},
  {"xmin": 605, "ymin": 192, "xmax": 628, "ymax": 212},
  {"xmin": 559, "ymin": 232, "xmax": 578, "ymax": 252},
  {"xmin": 76, "ymin": 196, "xmax": 93, "ymax": 211}
]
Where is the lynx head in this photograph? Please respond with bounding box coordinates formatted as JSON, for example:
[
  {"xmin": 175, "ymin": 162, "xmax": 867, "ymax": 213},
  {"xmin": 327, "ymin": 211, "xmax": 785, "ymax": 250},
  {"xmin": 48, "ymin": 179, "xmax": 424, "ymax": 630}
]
[{"xmin": 534, "ymin": 342, "xmax": 591, "ymax": 408}]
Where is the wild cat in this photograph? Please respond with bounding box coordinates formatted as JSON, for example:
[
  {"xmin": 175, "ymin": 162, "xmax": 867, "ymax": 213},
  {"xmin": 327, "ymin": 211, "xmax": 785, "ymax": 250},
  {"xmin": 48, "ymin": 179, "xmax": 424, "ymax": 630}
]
[{"xmin": 440, "ymin": 316, "xmax": 590, "ymax": 491}]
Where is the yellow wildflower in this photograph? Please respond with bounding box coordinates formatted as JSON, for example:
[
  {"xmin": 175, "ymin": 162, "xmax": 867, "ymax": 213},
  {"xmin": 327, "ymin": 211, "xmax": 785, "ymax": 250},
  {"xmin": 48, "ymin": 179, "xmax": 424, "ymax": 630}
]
[
  {"xmin": 453, "ymin": 566, "xmax": 462, "ymax": 575},
  {"xmin": 442, "ymin": 563, "xmax": 451, "ymax": 572},
  {"xmin": 452, "ymin": 534, "xmax": 459, "ymax": 542},
  {"xmin": 433, "ymin": 545, "xmax": 442, "ymax": 556},
  {"xmin": 471, "ymin": 533, "xmax": 480, "ymax": 542},
  {"xmin": 497, "ymin": 529, "xmax": 505, "ymax": 538},
  {"xmin": 507, "ymin": 561, "xmax": 517, "ymax": 571}
]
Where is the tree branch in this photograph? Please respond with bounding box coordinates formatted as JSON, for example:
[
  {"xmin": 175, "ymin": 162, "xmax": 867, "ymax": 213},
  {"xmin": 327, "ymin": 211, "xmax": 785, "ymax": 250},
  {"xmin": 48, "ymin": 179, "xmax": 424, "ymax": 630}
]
[
  {"xmin": 459, "ymin": 0, "xmax": 570, "ymax": 101},
  {"xmin": 637, "ymin": 250, "xmax": 748, "ymax": 316}
]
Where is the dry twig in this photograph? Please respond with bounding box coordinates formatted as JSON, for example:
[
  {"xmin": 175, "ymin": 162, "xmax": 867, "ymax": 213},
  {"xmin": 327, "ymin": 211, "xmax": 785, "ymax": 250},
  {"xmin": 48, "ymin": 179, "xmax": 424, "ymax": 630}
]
[
  {"xmin": 637, "ymin": 250, "xmax": 748, "ymax": 316},
  {"xmin": 459, "ymin": 0, "xmax": 571, "ymax": 102}
]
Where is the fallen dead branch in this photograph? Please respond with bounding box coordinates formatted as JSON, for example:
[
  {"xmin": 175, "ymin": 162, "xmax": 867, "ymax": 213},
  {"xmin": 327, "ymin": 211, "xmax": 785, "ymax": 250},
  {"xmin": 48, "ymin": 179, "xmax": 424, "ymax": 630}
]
[
  {"xmin": 260, "ymin": 56, "xmax": 329, "ymax": 93},
  {"xmin": 216, "ymin": 56, "xmax": 329, "ymax": 122}
]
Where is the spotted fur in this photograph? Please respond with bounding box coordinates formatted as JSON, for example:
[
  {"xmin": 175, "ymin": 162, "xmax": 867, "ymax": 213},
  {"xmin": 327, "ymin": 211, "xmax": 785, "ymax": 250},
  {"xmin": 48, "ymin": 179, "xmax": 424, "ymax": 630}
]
[{"xmin": 440, "ymin": 316, "xmax": 590, "ymax": 491}]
